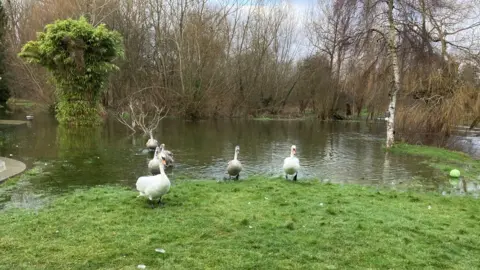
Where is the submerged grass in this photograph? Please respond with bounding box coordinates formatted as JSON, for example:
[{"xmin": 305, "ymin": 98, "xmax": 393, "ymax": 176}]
[
  {"xmin": 1, "ymin": 177, "xmax": 480, "ymax": 269},
  {"xmin": 1, "ymin": 165, "xmax": 44, "ymax": 188},
  {"xmin": 390, "ymin": 143, "xmax": 480, "ymax": 180}
]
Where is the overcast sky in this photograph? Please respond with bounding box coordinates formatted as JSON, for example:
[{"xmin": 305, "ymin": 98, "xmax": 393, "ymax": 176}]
[{"xmin": 214, "ymin": 0, "xmax": 480, "ymax": 61}]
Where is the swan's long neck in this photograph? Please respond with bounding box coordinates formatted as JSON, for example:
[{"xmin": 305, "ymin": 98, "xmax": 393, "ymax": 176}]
[
  {"xmin": 149, "ymin": 130, "xmax": 154, "ymax": 140},
  {"xmin": 159, "ymin": 162, "xmax": 165, "ymax": 175},
  {"xmin": 158, "ymin": 148, "xmax": 164, "ymax": 160},
  {"xmin": 158, "ymin": 148, "xmax": 167, "ymax": 174},
  {"xmin": 234, "ymin": 151, "xmax": 238, "ymax": 161}
]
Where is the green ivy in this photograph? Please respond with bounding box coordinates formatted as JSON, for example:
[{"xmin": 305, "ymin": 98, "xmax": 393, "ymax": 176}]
[{"xmin": 18, "ymin": 16, "xmax": 124, "ymax": 125}]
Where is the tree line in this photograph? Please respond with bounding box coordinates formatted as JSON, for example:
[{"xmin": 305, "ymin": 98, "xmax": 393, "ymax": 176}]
[{"xmin": 1, "ymin": 0, "xmax": 480, "ymax": 145}]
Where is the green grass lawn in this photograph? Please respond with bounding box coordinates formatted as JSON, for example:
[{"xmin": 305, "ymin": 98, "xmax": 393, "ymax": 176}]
[
  {"xmin": 1, "ymin": 177, "xmax": 480, "ymax": 269},
  {"xmin": 390, "ymin": 143, "xmax": 480, "ymax": 180}
]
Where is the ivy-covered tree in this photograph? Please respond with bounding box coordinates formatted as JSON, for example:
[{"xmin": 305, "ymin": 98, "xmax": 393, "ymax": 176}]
[
  {"xmin": 0, "ymin": 1, "xmax": 10, "ymax": 103},
  {"xmin": 19, "ymin": 17, "xmax": 124, "ymax": 125}
]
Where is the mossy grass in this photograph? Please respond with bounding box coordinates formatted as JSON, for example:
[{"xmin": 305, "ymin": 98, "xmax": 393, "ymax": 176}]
[
  {"xmin": 390, "ymin": 143, "xmax": 480, "ymax": 180},
  {"xmin": 1, "ymin": 177, "xmax": 480, "ymax": 269}
]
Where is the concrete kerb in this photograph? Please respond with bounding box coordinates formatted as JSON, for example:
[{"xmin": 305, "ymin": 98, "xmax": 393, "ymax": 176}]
[{"xmin": 0, "ymin": 157, "xmax": 27, "ymax": 183}]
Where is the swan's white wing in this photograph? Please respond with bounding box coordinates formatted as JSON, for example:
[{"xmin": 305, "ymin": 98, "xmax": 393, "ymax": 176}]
[{"xmin": 136, "ymin": 175, "xmax": 154, "ymax": 192}]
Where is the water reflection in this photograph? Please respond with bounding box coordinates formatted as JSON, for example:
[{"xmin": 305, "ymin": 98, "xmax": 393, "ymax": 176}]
[
  {"xmin": 448, "ymin": 177, "xmax": 480, "ymax": 197},
  {"xmin": 0, "ymin": 113, "xmax": 445, "ymax": 202},
  {"xmin": 449, "ymin": 135, "xmax": 480, "ymax": 159}
]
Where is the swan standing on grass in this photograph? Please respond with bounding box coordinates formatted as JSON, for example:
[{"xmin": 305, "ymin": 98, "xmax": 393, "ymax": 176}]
[
  {"xmin": 148, "ymin": 146, "xmax": 161, "ymax": 175},
  {"xmin": 227, "ymin": 145, "xmax": 243, "ymax": 180},
  {"xmin": 146, "ymin": 131, "xmax": 159, "ymax": 151},
  {"xmin": 159, "ymin": 143, "xmax": 175, "ymax": 167},
  {"xmin": 136, "ymin": 151, "xmax": 171, "ymax": 208},
  {"xmin": 283, "ymin": 145, "xmax": 300, "ymax": 181}
]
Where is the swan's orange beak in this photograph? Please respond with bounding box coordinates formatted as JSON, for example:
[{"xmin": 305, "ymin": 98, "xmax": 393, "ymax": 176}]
[{"xmin": 162, "ymin": 159, "xmax": 166, "ymax": 165}]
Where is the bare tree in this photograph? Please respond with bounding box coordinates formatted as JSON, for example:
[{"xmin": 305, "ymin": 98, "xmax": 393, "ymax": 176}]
[
  {"xmin": 2, "ymin": 0, "xmax": 478, "ymax": 148},
  {"xmin": 113, "ymin": 88, "xmax": 169, "ymax": 135},
  {"xmin": 306, "ymin": 0, "xmax": 360, "ymax": 118}
]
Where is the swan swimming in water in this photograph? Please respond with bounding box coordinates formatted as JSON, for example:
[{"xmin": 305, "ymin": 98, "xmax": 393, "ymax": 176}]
[
  {"xmin": 159, "ymin": 143, "xmax": 174, "ymax": 167},
  {"xmin": 146, "ymin": 131, "xmax": 159, "ymax": 151},
  {"xmin": 148, "ymin": 146, "xmax": 161, "ymax": 175}
]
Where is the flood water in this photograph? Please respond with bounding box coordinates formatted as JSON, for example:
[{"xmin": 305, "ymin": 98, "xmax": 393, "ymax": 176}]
[{"xmin": 0, "ymin": 112, "xmax": 450, "ymax": 208}]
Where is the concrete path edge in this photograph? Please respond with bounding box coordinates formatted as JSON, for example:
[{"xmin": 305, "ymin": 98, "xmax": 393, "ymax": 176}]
[{"xmin": 0, "ymin": 157, "xmax": 27, "ymax": 184}]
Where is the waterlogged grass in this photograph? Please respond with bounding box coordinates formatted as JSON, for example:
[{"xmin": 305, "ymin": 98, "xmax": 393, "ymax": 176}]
[
  {"xmin": 390, "ymin": 143, "xmax": 471, "ymax": 162},
  {"xmin": 5, "ymin": 98, "xmax": 48, "ymax": 112},
  {"xmin": 1, "ymin": 177, "xmax": 480, "ymax": 269},
  {"xmin": 390, "ymin": 143, "xmax": 480, "ymax": 180},
  {"xmin": 253, "ymin": 116, "xmax": 274, "ymax": 120},
  {"xmin": 6, "ymin": 98, "xmax": 35, "ymax": 108},
  {"xmin": 252, "ymin": 114, "xmax": 317, "ymax": 121},
  {"xmin": 252, "ymin": 117, "xmax": 314, "ymax": 121},
  {"xmin": 1, "ymin": 165, "xmax": 44, "ymax": 188},
  {"xmin": 0, "ymin": 163, "xmax": 50, "ymax": 208}
]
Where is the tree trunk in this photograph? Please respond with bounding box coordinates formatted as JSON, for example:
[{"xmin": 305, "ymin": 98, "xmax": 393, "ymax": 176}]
[
  {"xmin": 386, "ymin": 0, "xmax": 400, "ymax": 149},
  {"xmin": 440, "ymin": 30, "xmax": 448, "ymax": 62},
  {"xmin": 469, "ymin": 116, "xmax": 480, "ymax": 130},
  {"xmin": 85, "ymin": 0, "xmax": 95, "ymax": 24}
]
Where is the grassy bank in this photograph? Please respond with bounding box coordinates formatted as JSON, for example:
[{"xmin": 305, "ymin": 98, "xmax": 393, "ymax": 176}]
[
  {"xmin": 390, "ymin": 143, "xmax": 480, "ymax": 180},
  {"xmin": 252, "ymin": 115, "xmax": 316, "ymax": 121},
  {"xmin": 1, "ymin": 177, "xmax": 480, "ymax": 269},
  {"xmin": 5, "ymin": 98, "xmax": 48, "ymax": 112}
]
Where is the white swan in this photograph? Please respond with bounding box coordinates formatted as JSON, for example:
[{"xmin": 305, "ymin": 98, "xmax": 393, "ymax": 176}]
[
  {"xmin": 146, "ymin": 131, "xmax": 159, "ymax": 150},
  {"xmin": 159, "ymin": 143, "xmax": 174, "ymax": 167},
  {"xmin": 227, "ymin": 145, "xmax": 243, "ymax": 180},
  {"xmin": 148, "ymin": 146, "xmax": 161, "ymax": 175},
  {"xmin": 136, "ymin": 151, "xmax": 171, "ymax": 208},
  {"xmin": 283, "ymin": 145, "xmax": 300, "ymax": 181}
]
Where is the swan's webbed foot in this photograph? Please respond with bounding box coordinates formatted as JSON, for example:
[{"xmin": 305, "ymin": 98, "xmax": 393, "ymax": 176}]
[
  {"xmin": 235, "ymin": 174, "xmax": 239, "ymax": 180},
  {"xmin": 285, "ymin": 175, "xmax": 288, "ymax": 180},
  {"xmin": 148, "ymin": 199, "xmax": 155, "ymax": 209},
  {"xmin": 293, "ymin": 173, "xmax": 297, "ymax": 181},
  {"xmin": 158, "ymin": 198, "xmax": 165, "ymax": 207}
]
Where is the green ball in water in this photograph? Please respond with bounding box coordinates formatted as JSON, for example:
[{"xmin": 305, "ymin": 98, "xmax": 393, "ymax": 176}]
[{"xmin": 449, "ymin": 169, "xmax": 460, "ymax": 178}]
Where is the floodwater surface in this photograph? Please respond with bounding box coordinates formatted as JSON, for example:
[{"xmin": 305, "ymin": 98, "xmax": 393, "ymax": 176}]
[{"xmin": 0, "ymin": 112, "xmax": 447, "ymax": 208}]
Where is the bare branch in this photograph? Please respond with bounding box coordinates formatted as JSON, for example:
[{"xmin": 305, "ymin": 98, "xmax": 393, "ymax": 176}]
[{"xmin": 113, "ymin": 87, "xmax": 170, "ymax": 135}]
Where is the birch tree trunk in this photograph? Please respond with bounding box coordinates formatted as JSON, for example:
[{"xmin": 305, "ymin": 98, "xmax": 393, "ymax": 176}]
[{"xmin": 386, "ymin": 0, "xmax": 400, "ymax": 149}]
